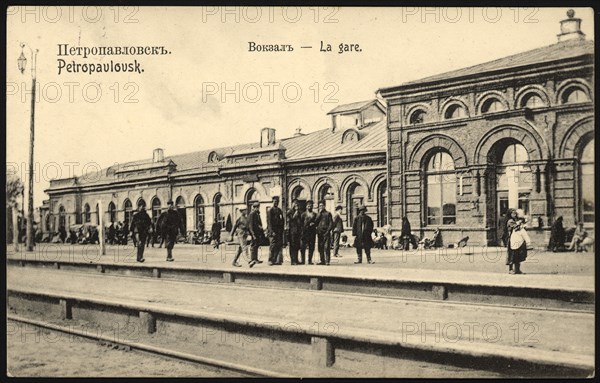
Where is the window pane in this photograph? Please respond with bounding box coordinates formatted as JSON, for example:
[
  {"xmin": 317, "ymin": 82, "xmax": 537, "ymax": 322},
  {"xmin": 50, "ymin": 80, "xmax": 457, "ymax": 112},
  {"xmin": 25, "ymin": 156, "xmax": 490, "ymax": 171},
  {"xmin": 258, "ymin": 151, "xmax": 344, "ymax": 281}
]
[{"xmin": 566, "ymin": 89, "xmax": 588, "ymax": 104}]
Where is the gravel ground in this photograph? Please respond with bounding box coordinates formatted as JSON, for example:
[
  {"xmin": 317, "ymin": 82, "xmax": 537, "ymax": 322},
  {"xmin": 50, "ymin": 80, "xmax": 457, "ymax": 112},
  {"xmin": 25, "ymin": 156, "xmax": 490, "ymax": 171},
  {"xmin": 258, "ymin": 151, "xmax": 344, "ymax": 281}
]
[{"xmin": 7, "ymin": 320, "xmax": 245, "ymax": 377}]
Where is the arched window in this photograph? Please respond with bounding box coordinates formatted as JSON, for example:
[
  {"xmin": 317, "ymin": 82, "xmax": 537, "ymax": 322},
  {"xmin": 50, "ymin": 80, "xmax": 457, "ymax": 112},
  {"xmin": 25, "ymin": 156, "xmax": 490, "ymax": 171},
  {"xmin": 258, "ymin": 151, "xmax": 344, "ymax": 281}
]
[
  {"xmin": 83, "ymin": 203, "xmax": 91, "ymax": 223},
  {"xmin": 342, "ymin": 129, "xmax": 360, "ymax": 143},
  {"xmin": 562, "ymin": 87, "xmax": 589, "ymax": 104},
  {"xmin": 137, "ymin": 198, "xmax": 146, "ymax": 208},
  {"xmin": 346, "ymin": 183, "xmax": 365, "ymax": 226},
  {"xmin": 176, "ymin": 196, "xmax": 187, "ymax": 233},
  {"xmin": 581, "ymin": 140, "xmax": 594, "ymax": 223},
  {"xmin": 444, "ymin": 104, "xmax": 467, "ymax": 120},
  {"xmin": 409, "ymin": 109, "xmax": 426, "ymax": 125},
  {"xmin": 58, "ymin": 205, "xmax": 66, "ymax": 228},
  {"xmin": 481, "ymin": 98, "xmax": 506, "ymax": 114},
  {"xmin": 426, "ymin": 152, "xmax": 456, "ymax": 225},
  {"xmin": 123, "ymin": 199, "xmax": 133, "ymax": 224},
  {"xmin": 521, "ymin": 93, "xmax": 545, "ymax": 109},
  {"xmin": 108, "ymin": 202, "xmax": 116, "ymax": 223},
  {"xmin": 214, "ymin": 193, "xmax": 224, "ymax": 226},
  {"xmin": 378, "ymin": 181, "xmax": 388, "ymax": 227},
  {"xmin": 208, "ymin": 151, "xmax": 219, "ymax": 163},
  {"xmin": 194, "ymin": 195, "xmax": 205, "ymax": 231},
  {"xmin": 151, "ymin": 197, "xmax": 161, "ymax": 225}
]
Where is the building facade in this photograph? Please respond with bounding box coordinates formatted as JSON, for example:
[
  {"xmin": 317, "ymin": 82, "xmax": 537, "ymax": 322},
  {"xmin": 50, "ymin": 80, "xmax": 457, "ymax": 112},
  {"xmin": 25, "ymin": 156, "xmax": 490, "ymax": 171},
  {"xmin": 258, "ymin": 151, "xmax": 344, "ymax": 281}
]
[
  {"xmin": 44, "ymin": 100, "xmax": 388, "ymax": 238},
  {"xmin": 378, "ymin": 12, "xmax": 594, "ymax": 245}
]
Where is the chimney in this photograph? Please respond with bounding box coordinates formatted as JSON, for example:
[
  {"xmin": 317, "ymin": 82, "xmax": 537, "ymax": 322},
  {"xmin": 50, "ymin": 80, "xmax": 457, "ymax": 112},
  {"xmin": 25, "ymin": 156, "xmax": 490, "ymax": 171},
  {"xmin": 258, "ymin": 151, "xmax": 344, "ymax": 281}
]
[
  {"xmin": 294, "ymin": 127, "xmax": 305, "ymax": 137},
  {"xmin": 153, "ymin": 148, "xmax": 164, "ymax": 162},
  {"xmin": 557, "ymin": 9, "xmax": 585, "ymax": 42},
  {"xmin": 260, "ymin": 128, "xmax": 276, "ymax": 147}
]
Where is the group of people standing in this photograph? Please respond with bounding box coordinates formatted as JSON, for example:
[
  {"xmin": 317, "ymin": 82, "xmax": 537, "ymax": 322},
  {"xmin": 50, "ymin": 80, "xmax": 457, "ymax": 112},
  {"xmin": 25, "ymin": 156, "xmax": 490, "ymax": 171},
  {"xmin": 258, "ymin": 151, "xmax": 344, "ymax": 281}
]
[
  {"xmin": 230, "ymin": 197, "xmax": 376, "ymax": 268},
  {"xmin": 129, "ymin": 200, "xmax": 184, "ymax": 263}
]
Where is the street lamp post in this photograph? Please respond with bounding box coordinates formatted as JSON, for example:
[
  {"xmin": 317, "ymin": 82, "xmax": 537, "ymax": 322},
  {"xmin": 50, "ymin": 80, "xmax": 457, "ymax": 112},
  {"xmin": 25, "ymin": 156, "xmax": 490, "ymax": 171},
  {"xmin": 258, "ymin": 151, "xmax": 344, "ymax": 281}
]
[{"xmin": 18, "ymin": 43, "xmax": 39, "ymax": 252}]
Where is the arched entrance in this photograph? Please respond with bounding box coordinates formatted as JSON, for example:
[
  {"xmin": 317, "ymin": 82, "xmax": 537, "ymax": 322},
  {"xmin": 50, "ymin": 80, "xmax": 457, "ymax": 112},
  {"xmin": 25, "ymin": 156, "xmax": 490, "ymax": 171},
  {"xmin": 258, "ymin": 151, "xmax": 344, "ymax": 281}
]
[
  {"xmin": 291, "ymin": 185, "xmax": 310, "ymax": 213},
  {"xmin": 346, "ymin": 183, "xmax": 365, "ymax": 226},
  {"xmin": 176, "ymin": 196, "xmax": 187, "ymax": 232},
  {"xmin": 487, "ymin": 139, "xmax": 533, "ymax": 244}
]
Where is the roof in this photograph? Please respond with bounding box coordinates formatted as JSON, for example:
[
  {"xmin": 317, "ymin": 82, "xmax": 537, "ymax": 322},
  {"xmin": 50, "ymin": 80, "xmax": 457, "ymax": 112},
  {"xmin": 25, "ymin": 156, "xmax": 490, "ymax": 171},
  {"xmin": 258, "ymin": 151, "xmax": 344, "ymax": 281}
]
[
  {"xmin": 380, "ymin": 39, "xmax": 594, "ymax": 92},
  {"xmin": 327, "ymin": 99, "xmax": 385, "ymax": 115},
  {"xmin": 51, "ymin": 120, "xmax": 387, "ymax": 188}
]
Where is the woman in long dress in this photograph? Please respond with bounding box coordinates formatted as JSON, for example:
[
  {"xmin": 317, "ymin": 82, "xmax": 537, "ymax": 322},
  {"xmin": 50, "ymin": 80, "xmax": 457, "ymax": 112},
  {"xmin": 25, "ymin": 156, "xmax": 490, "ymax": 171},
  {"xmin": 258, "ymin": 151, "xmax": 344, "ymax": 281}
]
[{"xmin": 506, "ymin": 209, "xmax": 527, "ymax": 274}]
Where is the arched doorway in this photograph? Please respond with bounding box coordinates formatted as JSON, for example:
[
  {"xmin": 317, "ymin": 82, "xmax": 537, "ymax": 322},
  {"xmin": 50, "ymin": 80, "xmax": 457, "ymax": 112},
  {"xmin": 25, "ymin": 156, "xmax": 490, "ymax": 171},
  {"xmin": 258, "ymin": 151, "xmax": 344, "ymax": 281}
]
[
  {"xmin": 123, "ymin": 199, "xmax": 133, "ymax": 224},
  {"xmin": 176, "ymin": 196, "xmax": 187, "ymax": 232},
  {"xmin": 318, "ymin": 184, "xmax": 336, "ymax": 214},
  {"xmin": 108, "ymin": 202, "xmax": 116, "ymax": 223},
  {"xmin": 291, "ymin": 185, "xmax": 310, "ymax": 213},
  {"xmin": 194, "ymin": 195, "xmax": 205, "ymax": 232},
  {"xmin": 579, "ymin": 139, "xmax": 594, "ymax": 224},
  {"xmin": 488, "ymin": 140, "xmax": 532, "ymax": 244},
  {"xmin": 151, "ymin": 198, "xmax": 161, "ymax": 225},
  {"xmin": 245, "ymin": 188, "xmax": 260, "ymax": 212},
  {"xmin": 213, "ymin": 193, "xmax": 224, "ymax": 226},
  {"xmin": 58, "ymin": 205, "xmax": 66, "ymax": 229},
  {"xmin": 346, "ymin": 183, "xmax": 365, "ymax": 226}
]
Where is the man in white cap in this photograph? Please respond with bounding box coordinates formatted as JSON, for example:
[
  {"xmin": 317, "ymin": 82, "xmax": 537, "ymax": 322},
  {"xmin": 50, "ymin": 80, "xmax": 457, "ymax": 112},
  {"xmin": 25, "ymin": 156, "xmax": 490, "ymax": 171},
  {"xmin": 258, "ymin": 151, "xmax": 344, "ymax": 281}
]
[{"xmin": 231, "ymin": 205, "xmax": 250, "ymax": 267}]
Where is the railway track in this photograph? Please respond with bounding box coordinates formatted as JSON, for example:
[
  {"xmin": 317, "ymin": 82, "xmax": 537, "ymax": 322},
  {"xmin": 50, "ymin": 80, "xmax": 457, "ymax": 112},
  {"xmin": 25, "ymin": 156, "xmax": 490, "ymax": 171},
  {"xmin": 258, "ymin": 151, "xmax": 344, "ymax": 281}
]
[{"xmin": 7, "ymin": 315, "xmax": 286, "ymax": 378}]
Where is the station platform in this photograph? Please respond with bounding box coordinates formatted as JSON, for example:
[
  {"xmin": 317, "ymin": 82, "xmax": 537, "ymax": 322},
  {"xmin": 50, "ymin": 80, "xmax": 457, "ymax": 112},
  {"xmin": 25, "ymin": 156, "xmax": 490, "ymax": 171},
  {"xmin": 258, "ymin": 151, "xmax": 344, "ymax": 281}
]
[{"xmin": 7, "ymin": 266, "xmax": 595, "ymax": 377}]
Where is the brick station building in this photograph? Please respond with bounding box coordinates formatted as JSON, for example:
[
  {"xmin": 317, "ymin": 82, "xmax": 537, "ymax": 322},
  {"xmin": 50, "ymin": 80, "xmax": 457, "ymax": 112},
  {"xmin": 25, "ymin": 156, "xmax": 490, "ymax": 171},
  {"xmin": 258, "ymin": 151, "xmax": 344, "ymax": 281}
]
[
  {"xmin": 44, "ymin": 12, "xmax": 594, "ymax": 247},
  {"xmin": 44, "ymin": 100, "xmax": 389, "ymax": 237},
  {"xmin": 378, "ymin": 11, "xmax": 594, "ymax": 245}
]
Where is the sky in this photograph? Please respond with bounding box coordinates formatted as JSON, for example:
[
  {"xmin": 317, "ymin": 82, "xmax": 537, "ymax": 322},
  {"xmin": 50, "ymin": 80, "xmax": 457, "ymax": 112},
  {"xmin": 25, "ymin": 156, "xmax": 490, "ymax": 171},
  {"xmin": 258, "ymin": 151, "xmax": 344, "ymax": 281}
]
[{"xmin": 6, "ymin": 7, "xmax": 595, "ymax": 210}]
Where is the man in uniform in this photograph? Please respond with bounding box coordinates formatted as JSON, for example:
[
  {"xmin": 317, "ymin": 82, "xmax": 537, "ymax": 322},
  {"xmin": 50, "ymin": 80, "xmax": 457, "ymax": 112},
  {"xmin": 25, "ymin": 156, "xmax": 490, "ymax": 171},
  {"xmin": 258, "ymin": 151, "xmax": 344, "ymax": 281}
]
[
  {"xmin": 352, "ymin": 205, "xmax": 375, "ymax": 264},
  {"xmin": 231, "ymin": 205, "xmax": 250, "ymax": 267},
  {"xmin": 130, "ymin": 204, "xmax": 152, "ymax": 262},
  {"xmin": 315, "ymin": 200, "xmax": 334, "ymax": 265},
  {"xmin": 248, "ymin": 201, "xmax": 264, "ymax": 268},
  {"xmin": 300, "ymin": 200, "xmax": 317, "ymax": 264},
  {"xmin": 286, "ymin": 199, "xmax": 303, "ymax": 265},
  {"xmin": 164, "ymin": 200, "xmax": 182, "ymax": 262},
  {"xmin": 267, "ymin": 196, "xmax": 284, "ymax": 266},
  {"xmin": 332, "ymin": 205, "xmax": 344, "ymax": 258}
]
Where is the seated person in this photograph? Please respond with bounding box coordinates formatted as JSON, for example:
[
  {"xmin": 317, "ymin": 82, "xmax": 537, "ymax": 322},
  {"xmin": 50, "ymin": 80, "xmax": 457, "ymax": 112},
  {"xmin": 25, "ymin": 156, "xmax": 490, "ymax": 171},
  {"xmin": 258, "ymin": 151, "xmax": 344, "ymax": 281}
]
[{"xmin": 568, "ymin": 222, "xmax": 588, "ymax": 252}]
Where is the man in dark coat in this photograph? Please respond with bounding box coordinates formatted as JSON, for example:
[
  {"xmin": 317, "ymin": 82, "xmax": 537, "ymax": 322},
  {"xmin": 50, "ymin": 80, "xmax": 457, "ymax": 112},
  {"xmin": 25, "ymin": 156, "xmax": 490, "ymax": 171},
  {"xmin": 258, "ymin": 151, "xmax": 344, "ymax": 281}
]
[
  {"xmin": 300, "ymin": 200, "xmax": 317, "ymax": 264},
  {"xmin": 58, "ymin": 225, "xmax": 67, "ymax": 244},
  {"xmin": 211, "ymin": 217, "xmax": 222, "ymax": 249},
  {"xmin": 130, "ymin": 205, "xmax": 152, "ymax": 262},
  {"xmin": 315, "ymin": 200, "xmax": 334, "ymax": 265},
  {"xmin": 400, "ymin": 216, "xmax": 418, "ymax": 250},
  {"xmin": 287, "ymin": 199, "xmax": 303, "ymax": 265},
  {"xmin": 267, "ymin": 196, "xmax": 284, "ymax": 265},
  {"xmin": 548, "ymin": 216, "xmax": 566, "ymax": 252},
  {"xmin": 231, "ymin": 206, "xmax": 250, "ymax": 267},
  {"xmin": 156, "ymin": 211, "xmax": 167, "ymax": 248},
  {"xmin": 164, "ymin": 200, "xmax": 183, "ymax": 261},
  {"xmin": 248, "ymin": 201, "xmax": 264, "ymax": 267},
  {"xmin": 352, "ymin": 205, "xmax": 375, "ymax": 264},
  {"xmin": 122, "ymin": 220, "xmax": 130, "ymax": 246},
  {"xmin": 332, "ymin": 205, "xmax": 344, "ymax": 257}
]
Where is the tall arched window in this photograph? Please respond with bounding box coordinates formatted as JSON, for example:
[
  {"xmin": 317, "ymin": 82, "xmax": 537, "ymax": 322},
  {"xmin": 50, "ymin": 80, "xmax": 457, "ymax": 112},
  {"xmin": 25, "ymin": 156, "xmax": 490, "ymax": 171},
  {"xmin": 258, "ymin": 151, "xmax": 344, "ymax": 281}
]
[
  {"xmin": 426, "ymin": 152, "xmax": 456, "ymax": 225},
  {"xmin": 83, "ymin": 203, "xmax": 91, "ymax": 223},
  {"xmin": 151, "ymin": 197, "xmax": 161, "ymax": 225},
  {"xmin": 521, "ymin": 93, "xmax": 545, "ymax": 109},
  {"xmin": 137, "ymin": 198, "xmax": 146, "ymax": 208},
  {"xmin": 176, "ymin": 196, "xmax": 187, "ymax": 233},
  {"xmin": 108, "ymin": 202, "xmax": 116, "ymax": 223},
  {"xmin": 481, "ymin": 98, "xmax": 506, "ymax": 113},
  {"xmin": 562, "ymin": 87, "xmax": 589, "ymax": 104},
  {"xmin": 444, "ymin": 104, "xmax": 467, "ymax": 120},
  {"xmin": 58, "ymin": 205, "xmax": 66, "ymax": 228},
  {"xmin": 346, "ymin": 183, "xmax": 365, "ymax": 226},
  {"xmin": 194, "ymin": 195, "xmax": 205, "ymax": 231},
  {"xmin": 378, "ymin": 181, "xmax": 388, "ymax": 227},
  {"xmin": 123, "ymin": 199, "xmax": 133, "ymax": 224},
  {"xmin": 580, "ymin": 140, "xmax": 594, "ymax": 223},
  {"xmin": 213, "ymin": 193, "xmax": 224, "ymax": 226}
]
